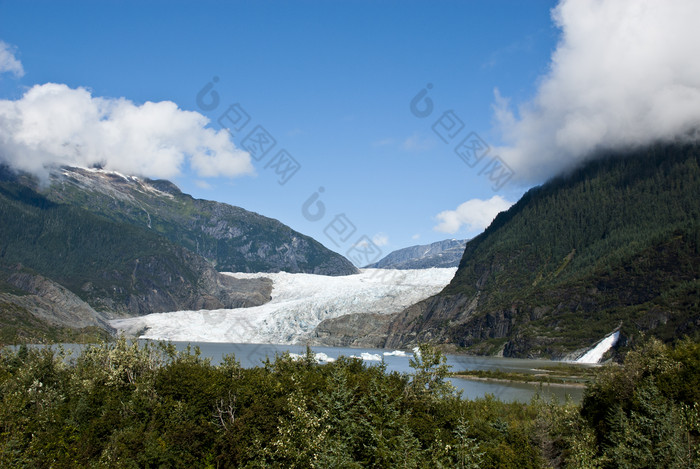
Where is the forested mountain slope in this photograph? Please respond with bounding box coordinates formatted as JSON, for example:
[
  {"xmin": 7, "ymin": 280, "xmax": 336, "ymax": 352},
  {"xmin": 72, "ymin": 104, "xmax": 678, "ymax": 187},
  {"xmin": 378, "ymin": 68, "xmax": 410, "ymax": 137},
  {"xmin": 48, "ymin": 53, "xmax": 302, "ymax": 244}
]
[
  {"xmin": 44, "ymin": 167, "xmax": 357, "ymax": 275},
  {"xmin": 317, "ymin": 144, "xmax": 700, "ymax": 358},
  {"xmin": 0, "ymin": 174, "xmax": 272, "ymax": 341}
]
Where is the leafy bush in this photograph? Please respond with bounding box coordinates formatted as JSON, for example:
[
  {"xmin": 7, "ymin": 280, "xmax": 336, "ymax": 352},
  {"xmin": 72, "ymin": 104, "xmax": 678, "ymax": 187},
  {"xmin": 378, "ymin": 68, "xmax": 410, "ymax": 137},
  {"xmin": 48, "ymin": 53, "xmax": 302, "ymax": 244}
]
[{"xmin": 0, "ymin": 339, "xmax": 697, "ymax": 467}]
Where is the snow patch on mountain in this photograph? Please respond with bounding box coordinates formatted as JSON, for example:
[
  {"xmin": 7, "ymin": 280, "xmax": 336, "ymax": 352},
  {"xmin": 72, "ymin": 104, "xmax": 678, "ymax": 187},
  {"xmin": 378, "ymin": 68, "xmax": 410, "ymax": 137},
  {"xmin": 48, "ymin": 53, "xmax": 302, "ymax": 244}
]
[
  {"xmin": 110, "ymin": 268, "xmax": 456, "ymax": 344},
  {"xmin": 60, "ymin": 166, "xmax": 176, "ymax": 200}
]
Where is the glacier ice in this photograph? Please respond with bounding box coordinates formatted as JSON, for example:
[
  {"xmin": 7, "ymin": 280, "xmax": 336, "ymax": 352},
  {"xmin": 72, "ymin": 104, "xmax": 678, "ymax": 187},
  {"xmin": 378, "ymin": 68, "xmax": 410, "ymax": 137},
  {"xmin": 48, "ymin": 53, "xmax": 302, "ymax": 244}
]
[
  {"xmin": 348, "ymin": 352, "xmax": 382, "ymax": 361},
  {"xmin": 110, "ymin": 268, "xmax": 456, "ymax": 345},
  {"xmin": 383, "ymin": 350, "xmax": 409, "ymax": 357},
  {"xmin": 360, "ymin": 352, "xmax": 382, "ymax": 361},
  {"xmin": 288, "ymin": 352, "xmax": 336, "ymax": 363}
]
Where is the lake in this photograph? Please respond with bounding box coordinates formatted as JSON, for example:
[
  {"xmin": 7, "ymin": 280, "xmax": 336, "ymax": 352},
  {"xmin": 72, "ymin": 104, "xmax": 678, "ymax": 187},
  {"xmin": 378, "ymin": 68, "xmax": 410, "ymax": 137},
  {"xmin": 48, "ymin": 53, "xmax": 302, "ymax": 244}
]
[
  {"xmin": 22, "ymin": 341, "xmax": 588, "ymax": 403},
  {"xmin": 161, "ymin": 341, "xmax": 587, "ymax": 403}
]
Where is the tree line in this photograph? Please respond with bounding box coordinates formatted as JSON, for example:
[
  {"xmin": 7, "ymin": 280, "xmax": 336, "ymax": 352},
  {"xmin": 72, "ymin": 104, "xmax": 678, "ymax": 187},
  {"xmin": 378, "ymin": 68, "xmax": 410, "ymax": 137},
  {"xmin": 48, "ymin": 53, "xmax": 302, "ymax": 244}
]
[{"xmin": 0, "ymin": 338, "xmax": 698, "ymax": 468}]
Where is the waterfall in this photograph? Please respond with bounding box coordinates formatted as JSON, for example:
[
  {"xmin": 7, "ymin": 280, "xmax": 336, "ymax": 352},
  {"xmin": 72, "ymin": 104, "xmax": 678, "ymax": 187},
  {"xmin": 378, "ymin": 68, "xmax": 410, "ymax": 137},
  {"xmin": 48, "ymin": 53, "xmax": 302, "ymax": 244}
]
[{"xmin": 576, "ymin": 331, "xmax": 620, "ymax": 364}]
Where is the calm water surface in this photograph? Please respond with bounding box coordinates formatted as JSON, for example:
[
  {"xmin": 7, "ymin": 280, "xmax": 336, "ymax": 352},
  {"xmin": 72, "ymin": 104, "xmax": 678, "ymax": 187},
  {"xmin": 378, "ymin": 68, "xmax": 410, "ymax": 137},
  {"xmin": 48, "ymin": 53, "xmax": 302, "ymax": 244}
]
[
  {"xmin": 163, "ymin": 341, "xmax": 587, "ymax": 403},
  {"xmin": 25, "ymin": 341, "xmax": 587, "ymax": 403}
]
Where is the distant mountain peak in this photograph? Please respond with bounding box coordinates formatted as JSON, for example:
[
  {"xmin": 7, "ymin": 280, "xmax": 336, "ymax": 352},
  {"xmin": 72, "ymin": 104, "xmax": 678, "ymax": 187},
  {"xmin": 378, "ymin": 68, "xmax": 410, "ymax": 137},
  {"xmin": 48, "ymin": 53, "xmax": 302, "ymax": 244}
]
[{"xmin": 366, "ymin": 239, "xmax": 467, "ymax": 269}]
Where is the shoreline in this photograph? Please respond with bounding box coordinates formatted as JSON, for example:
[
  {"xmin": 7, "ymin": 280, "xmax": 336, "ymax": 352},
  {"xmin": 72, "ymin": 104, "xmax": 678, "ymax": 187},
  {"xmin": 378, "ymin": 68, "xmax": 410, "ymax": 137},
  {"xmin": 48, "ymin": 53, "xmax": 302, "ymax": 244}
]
[{"xmin": 452, "ymin": 374, "xmax": 588, "ymax": 388}]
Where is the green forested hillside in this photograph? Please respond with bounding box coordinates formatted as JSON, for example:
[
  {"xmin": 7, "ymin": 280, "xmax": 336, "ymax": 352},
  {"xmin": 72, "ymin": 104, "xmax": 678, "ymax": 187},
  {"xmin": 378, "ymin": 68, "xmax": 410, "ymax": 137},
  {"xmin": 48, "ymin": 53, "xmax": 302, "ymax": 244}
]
[
  {"xmin": 0, "ymin": 181, "xmax": 192, "ymax": 295},
  {"xmin": 44, "ymin": 167, "xmax": 357, "ymax": 275},
  {"xmin": 0, "ymin": 179, "xmax": 271, "ymax": 319},
  {"xmin": 384, "ymin": 144, "xmax": 700, "ymax": 358},
  {"xmin": 449, "ymin": 143, "xmax": 700, "ymax": 299}
]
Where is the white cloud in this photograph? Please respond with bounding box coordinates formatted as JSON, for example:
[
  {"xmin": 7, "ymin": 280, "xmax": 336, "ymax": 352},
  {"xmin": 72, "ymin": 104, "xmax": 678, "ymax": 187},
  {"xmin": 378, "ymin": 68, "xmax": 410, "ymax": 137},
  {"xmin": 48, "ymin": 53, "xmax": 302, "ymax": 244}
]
[
  {"xmin": 494, "ymin": 0, "xmax": 700, "ymax": 183},
  {"xmin": 372, "ymin": 233, "xmax": 389, "ymax": 247},
  {"xmin": 434, "ymin": 196, "xmax": 513, "ymax": 234},
  {"xmin": 0, "ymin": 41, "xmax": 24, "ymax": 77},
  {"xmin": 411, "ymin": 233, "xmax": 421, "ymax": 240},
  {"xmin": 0, "ymin": 83, "xmax": 254, "ymax": 180}
]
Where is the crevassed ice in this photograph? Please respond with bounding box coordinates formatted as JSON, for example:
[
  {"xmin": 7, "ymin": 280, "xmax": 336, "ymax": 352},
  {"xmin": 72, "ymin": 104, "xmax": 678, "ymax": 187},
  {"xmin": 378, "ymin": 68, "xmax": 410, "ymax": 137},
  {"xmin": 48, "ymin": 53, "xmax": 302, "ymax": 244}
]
[{"xmin": 110, "ymin": 268, "xmax": 457, "ymax": 345}]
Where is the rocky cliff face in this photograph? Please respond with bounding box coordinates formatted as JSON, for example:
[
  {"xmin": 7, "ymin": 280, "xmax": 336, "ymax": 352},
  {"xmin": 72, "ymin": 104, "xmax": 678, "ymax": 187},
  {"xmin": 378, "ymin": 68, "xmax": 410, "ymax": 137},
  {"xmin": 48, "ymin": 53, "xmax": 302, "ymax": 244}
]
[
  {"xmin": 365, "ymin": 239, "xmax": 467, "ymax": 269},
  {"xmin": 312, "ymin": 312, "xmax": 391, "ymax": 348},
  {"xmin": 2, "ymin": 271, "xmax": 111, "ymax": 329},
  {"xmin": 46, "ymin": 167, "xmax": 358, "ymax": 275},
  {"xmin": 77, "ymin": 249, "xmax": 273, "ymax": 317}
]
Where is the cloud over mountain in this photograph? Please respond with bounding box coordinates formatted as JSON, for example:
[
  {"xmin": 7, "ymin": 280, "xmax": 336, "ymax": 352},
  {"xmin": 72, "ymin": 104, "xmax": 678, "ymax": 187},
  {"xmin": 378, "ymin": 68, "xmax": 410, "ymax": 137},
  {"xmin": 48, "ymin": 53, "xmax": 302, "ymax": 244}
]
[
  {"xmin": 0, "ymin": 83, "xmax": 253, "ymax": 180},
  {"xmin": 434, "ymin": 195, "xmax": 513, "ymax": 235},
  {"xmin": 495, "ymin": 0, "xmax": 700, "ymax": 183}
]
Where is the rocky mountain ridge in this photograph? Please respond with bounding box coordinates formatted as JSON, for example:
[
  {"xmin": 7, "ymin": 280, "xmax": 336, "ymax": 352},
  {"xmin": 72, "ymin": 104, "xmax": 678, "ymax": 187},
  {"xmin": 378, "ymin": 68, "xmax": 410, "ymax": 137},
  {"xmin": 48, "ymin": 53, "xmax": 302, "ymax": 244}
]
[
  {"xmin": 47, "ymin": 167, "xmax": 358, "ymax": 275},
  {"xmin": 365, "ymin": 239, "xmax": 467, "ymax": 270}
]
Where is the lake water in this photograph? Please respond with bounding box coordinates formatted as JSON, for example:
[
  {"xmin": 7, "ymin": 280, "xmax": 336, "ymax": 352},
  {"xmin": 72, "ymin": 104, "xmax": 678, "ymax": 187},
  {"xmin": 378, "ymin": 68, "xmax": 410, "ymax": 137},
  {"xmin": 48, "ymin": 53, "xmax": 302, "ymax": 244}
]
[
  {"xmin": 162, "ymin": 341, "xmax": 587, "ymax": 403},
  {"xmin": 21, "ymin": 341, "xmax": 587, "ymax": 403}
]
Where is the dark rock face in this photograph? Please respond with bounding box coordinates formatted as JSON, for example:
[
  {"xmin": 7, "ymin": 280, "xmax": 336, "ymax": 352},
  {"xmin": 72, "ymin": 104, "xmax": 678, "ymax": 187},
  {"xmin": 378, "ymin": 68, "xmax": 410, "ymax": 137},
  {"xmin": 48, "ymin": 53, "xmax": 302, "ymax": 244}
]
[
  {"xmin": 1, "ymin": 252, "xmax": 272, "ymax": 321},
  {"xmin": 48, "ymin": 168, "xmax": 358, "ymax": 276},
  {"xmin": 311, "ymin": 313, "xmax": 392, "ymax": 348},
  {"xmin": 366, "ymin": 239, "xmax": 467, "ymax": 269},
  {"xmin": 3, "ymin": 272, "xmax": 111, "ymax": 329},
  {"xmin": 83, "ymin": 251, "xmax": 273, "ymax": 317},
  {"xmin": 312, "ymin": 293, "xmax": 483, "ymax": 349},
  {"xmin": 382, "ymin": 293, "xmax": 481, "ymax": 348}
]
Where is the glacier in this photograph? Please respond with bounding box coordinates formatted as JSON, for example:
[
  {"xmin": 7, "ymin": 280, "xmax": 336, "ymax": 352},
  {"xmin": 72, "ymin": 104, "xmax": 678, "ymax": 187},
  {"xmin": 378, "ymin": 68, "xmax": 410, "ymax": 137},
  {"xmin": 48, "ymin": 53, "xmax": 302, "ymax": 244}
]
[
  {"xmin": 383, "ymin": 350, "xmax": 409, "ymax": 357},
  {"xmin": 349, "ymin": 352, "xmax": 383, "ymax": 361},
  {"xmin": 110, "ymin": 268, "xmax": 457, "ymax": 345},
  {"xmin": 288, "ymin": 352, "xmax": 336, "ymax": 363}
]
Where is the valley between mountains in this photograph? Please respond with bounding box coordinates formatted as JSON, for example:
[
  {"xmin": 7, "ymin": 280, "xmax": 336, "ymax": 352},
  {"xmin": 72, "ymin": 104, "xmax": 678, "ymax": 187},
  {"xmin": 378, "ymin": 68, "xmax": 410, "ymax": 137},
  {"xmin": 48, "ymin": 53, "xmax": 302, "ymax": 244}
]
[
  {"xmin": 110, "ymin": 268, "xmax": 457, "ymax": 345},
  {"xmin": 1, "ymin": 143, "xmax": 698, "ymax": 362}
]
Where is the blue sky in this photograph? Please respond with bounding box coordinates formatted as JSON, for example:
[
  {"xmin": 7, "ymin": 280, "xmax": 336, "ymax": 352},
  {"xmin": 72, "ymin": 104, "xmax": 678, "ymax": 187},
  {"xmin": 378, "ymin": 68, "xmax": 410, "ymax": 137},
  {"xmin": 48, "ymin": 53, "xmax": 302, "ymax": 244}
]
[{"xmin": 3, "ymin": 0, "xmax": 696, "ymax": 265}]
